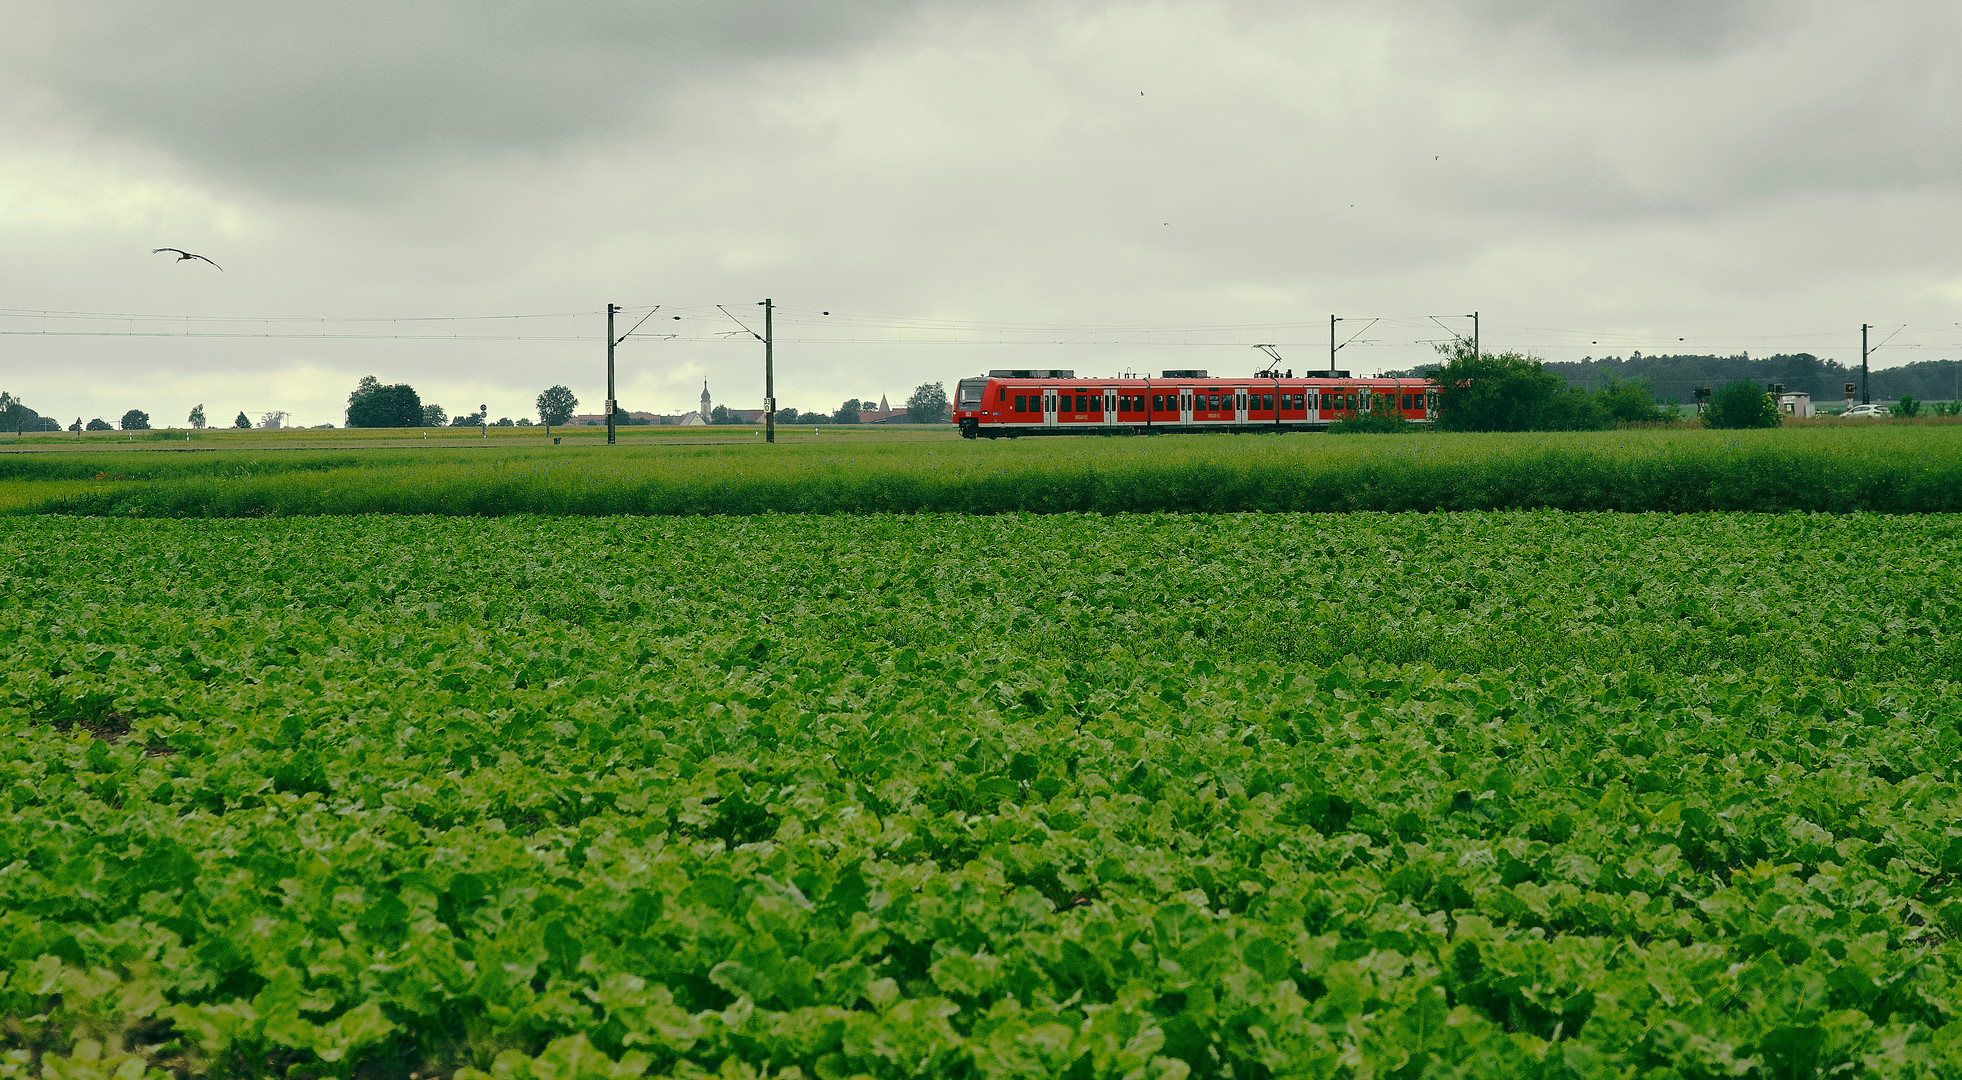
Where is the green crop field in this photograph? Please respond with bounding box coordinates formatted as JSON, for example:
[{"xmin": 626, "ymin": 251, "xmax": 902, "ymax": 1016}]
[
  {"xmin": 4, "ymin": 424, "xmax": 1962, "ymax": 515},
  {"xmin": 6, "ymin": 512, "xmax": 1962, "ymax": 1079}
]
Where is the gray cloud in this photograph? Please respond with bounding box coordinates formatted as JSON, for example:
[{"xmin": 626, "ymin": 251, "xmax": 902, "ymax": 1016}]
[
  {"xmin": 7, "ymin": 1, "xmax": 930, "ymax": 199},
  {"xmin": 1463, "ymin": 0, "xmax": 1799, "ymax": 58}
]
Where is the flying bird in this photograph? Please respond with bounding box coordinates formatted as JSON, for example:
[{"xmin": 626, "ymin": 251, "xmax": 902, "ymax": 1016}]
[{"xmin": 153, "ymin": 248, "xmax": 222, "ymax": 270}]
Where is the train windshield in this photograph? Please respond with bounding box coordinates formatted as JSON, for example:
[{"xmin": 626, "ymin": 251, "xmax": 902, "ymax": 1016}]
[{"xmin": 957, "ymin": 379, "xmax": 988, "ymax": 408}]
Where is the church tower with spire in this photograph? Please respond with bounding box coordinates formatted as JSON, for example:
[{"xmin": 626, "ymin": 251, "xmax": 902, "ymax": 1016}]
[{"xmin": 701, "ymin": 380, "xmax": 712, "ymax": 419}]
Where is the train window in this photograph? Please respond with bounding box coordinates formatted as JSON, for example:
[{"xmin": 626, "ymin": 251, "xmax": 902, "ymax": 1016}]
[
  {"xmin": 1090, "ymin": 395, "xmax": 1102, "ymax": 414},
  {"xmin": 1263, "ymin": 394, "xmax": 1274, "ymax": 411},
  {"xmin": 1150, "ymin": 394, "xmax": 1161, "ymax": 412},
  {"xmin": 1071, "ymin": 394, "xmax": 1083, "ymax": 412},
  {"xmin": 1012, "ymin": 395, "xmax": 1025, "ymax": 412},
  {"xmin": 1205, "ymin": 394, "xmax": 1216, "ymax": 410}
]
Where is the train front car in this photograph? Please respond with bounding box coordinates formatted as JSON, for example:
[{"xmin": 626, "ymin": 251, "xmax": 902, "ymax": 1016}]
[
  {"xmin": 958, "ymin": 370, "xmax": 1085, "ymax": 438},
  {"xmin": 954, "ymin": 376, "xmax": 992, "ymax": 438}
]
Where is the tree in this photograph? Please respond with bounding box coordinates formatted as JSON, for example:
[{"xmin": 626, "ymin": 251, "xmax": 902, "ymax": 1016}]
[
  {"xmin": 536, "ymin": 385, "xmax": 579, "ymax": 427},
  {"xmin": 422, "ymin": 404, "xmax": 448, "ymax": 427},
  {"xmin": 120, "ymin": 409, "xmax": 151, "ymax": 430},
  {"xmin": 348, "ymin": 375, "xmax": 381, "ymax": 403},
  {"xmin": 233, "ymin": 411, "xmax": 252, "ymax": 429},
  {"xmin": 1428, "ymin": 342, "xmax": 1569, "ymax": 432},
  {"xmin": 87, "ymin": 418, "xmax": 113, "ymax": 431},
  {"xmin": 2, "ymin": 392, "xmax": 58, "ymax": 432},
  {"xmin": 258, "ymin": 411, "xmax": 289, "ymax": 429},
  {"xmin": 188, "ymin": 403, "xmax": 207, "ymax": 429},
  {"xmin": 777, "ymin": 407, "xmax": 801, "ymax": 424},
  {"xmin": 833, "ymin": 398, "xmax": 862, "ymax": 424},
  {"xmin": 451, "ymin": 409, "xmax": 486, "ymax": 427},
  {"xmin": 906, "ymin": 382, "xmax": 950, "ymax": 423},
  {"xmin": 710, "ymin": 404, "xmax": 732, "ymax": 425},
  {"xmin": 345, "ymin": 379, "xmax": 422, "ymax": 427},
  {"xmin": 1702, "ymin": 381, "xmax": 1782, "ymax": 429},
  {"xmin": 1896, "ymin": 394, "xmax": 1921, "ymax": 418}
]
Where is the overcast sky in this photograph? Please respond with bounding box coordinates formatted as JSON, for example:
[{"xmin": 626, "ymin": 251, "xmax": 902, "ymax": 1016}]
[{"xmin": 2, "ymin": 0, "xmax": 1957, "ymax": 425}]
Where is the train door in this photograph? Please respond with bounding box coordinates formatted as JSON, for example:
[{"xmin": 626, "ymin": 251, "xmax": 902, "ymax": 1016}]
[
  {"xmin": 1042, "ymin": 388, "xmax": 1058, "ymax": 429},
  {"xmin": 1234, "ymin": 388, "xmax": 1248, "ymax": 423},
  {"xmin": 1179, "ymin": 388, "xmax": 1194, "ymax": 425}
]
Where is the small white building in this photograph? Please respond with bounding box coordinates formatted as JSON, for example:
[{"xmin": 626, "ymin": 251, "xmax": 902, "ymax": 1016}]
[{"xmin": 1777, "ymin": 392, "xmax": 1813, "ymax": 418}]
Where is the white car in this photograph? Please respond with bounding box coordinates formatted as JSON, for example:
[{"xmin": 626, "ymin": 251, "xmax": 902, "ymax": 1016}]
[{"xmin": 1839, "ymin": 404, "xmax": 1891, "ymax": 419}]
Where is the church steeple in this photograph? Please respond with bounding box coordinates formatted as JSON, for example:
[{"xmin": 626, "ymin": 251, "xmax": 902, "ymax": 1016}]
[{"xmin": 701, "ymin": 379, "xmax": 712, "ymax": 417}]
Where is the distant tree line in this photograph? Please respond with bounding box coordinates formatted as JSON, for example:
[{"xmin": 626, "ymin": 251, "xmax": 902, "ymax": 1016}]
[
  {"xmin": 772, "ymin": 384, "xmax": 949, "ymax": 426},
  {"xmin": 1536, "ymin": 353, "xmax": 1956, "ymax": 406},
  {"xmin": 1391, "ymin": 351, "xmax": 1962, "ymax": 407},
  {"xmin": 0, "ymin": 393, "xmax": 62, "ymax": 432}
]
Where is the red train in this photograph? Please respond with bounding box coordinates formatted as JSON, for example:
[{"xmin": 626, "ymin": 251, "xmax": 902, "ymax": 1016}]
[{"xmin": 952, "ymin": 369, "xmax": 1435, "ymax": 438}]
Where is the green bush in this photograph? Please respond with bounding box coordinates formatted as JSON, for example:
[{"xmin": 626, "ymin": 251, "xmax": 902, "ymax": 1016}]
[
  {"xmin": 1429, "ymin": 342, "xmax": 1665, "ymax": 431},
  {"xmin": 1594, "ymin": 374, "xmax": 1672, "ymax": 424},
  {"xmin": 1702, "ymin": 381, "xmax": 1782, "ymax": 429},
  {"xmin": 1430, "ymin": 345, "xmax": 1568, "ymax": 431},
  {"xmin": 1896, "ymin": 394, "xmax": 1922, "ymax": 418}
]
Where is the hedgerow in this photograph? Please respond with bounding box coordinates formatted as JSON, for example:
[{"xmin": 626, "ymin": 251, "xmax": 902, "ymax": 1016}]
[{"xmin": 8, "ymin": 426, "xmax": 1962, "ymax": 516}]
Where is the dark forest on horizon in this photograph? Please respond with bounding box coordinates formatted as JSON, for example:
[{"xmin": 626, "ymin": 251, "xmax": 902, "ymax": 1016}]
[{"xmin": 1387, "ymin": 353, "xmax": 1962, "ymax": 404}]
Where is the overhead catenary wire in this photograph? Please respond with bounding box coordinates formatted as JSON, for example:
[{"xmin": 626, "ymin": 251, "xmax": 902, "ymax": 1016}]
[{"xmin": 2, "ymin": 305, "xmax": 1955, "ymax": 361}]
